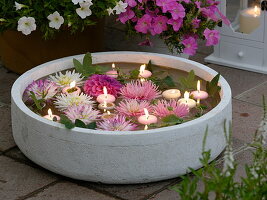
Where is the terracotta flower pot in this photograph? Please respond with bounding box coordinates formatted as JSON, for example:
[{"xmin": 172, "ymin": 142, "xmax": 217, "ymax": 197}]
[{"xmin": 0, "ymin": 20, "xmax": 105, "ymax": 74}]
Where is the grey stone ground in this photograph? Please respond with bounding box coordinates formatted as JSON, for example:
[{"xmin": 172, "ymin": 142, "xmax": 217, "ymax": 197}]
[{"xmin": 0, "ymin": 25, "xmax": 267, "ymax": 199}]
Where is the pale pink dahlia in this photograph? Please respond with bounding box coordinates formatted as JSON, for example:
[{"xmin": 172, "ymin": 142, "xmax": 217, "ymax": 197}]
[
  {"xmin": 116, "ymin": 99, "xmax": 152, "ymax": 117},
  {"xmin": 23, "ymin": 79, "xmax": 58, "ymax": 102},
  {"xmin": 153, "ymin": 100, "xmax": 189, "ymax": 118},
  {"xmin": 97, "ymin": 116, "xmax": 137, "ymax": 131},
  {"xmin": 120, "ymin": 80, "xmax": 161, "ymax": 101},
  {"xmin": 65, "ymin": 105, "xmax": 100, "ymax": 124},
  {"xmin": 83, "ymin": 74, "xmax": 122, "ymax": 97}
]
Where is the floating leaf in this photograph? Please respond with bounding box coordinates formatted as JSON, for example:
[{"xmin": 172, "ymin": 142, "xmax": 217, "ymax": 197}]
[
  {"xmin": 87, "ymin": 122, "xmax": 97, "ymax": 129},
  {"xmin": 161, "ymin": 114, "xmax": 183, "ymax": 126},
  {"xmin": 147, "ymin": 60, "xmax": 154, "ymax": 72},
  {"xmin": 162, "ymin": 75, "xmax": 176, "ymax": 87},
  {"xmin": 83, "ymin": 52, "xmax": 92, "ymax": 67},
  {"xmin": 60, "ymin": 115, "xmax": 75, "ymax": 129},
  {"xmin": 30, "ymin": 91, "xmax": 44, "ymax": 110},
  {"xmin": 75, "ymin": 119, "xmax": 87, "ymax": 128},
  {"xmin": 206, "ymin": 73, "xmax": 221, "ymax": 97},
  {"xmin": 178, "ymin": 70, "xmax": 197, "ymax": 90},
  {"xmin": 129, "ymin": 69, "xmax": 140, "ymax": 79}
]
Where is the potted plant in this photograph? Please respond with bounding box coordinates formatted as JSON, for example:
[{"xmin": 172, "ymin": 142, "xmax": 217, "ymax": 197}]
[
  {"xmin": 114, "ymin": 0, "xmax": 230, "ymax": 56},
  {"xmin": 0, "ymin": 0, "xmax": 124, "ymax": 74}
]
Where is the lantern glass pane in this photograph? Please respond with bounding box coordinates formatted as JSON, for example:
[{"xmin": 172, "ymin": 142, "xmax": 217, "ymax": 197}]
[{"xmin": 226, "ymin": 0, "xmax": 261, "ymax": 34}]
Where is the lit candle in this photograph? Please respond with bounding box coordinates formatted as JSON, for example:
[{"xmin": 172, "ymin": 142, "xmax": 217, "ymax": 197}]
[
  {"xmin": 106, "ymin": 63, "xmax": 118, "ymax": 78},
  {"xmin": 96, "ymin": 86, "xmax": 116, "ymax": 103},
  {"xmin": 98, "ymin": 100, "xmax": 115, "ymax": 111},
  {"xmin": 62, "ymin": 81, "xmax": 81, "ymax": 95},
  {"xmin": 162, "ymin": 89, "xmax": 181, "ymax": 100},
  {"xmin": 239, "ymin": 5, "xmax": 261, "ymax": 34},
  {"xmin": 43, "ymin": 109, "xmax": 60, "ymax": 122},
  {"xmin": 138, "ymin": 108, "xmax": 157, "ymax": 126},
  {"xmin": 178, "ymin": 91, "xmax": 196, "ymax": 109},
  {"xmin": 139, "ymin": 64, "xmax": 152, "ymax": 79},
  {"xmin": 191, "ymin": 80, "xmax": 208, "ymax": 100},
  {"xmin": 101, "ymin": 111, "xmax": 116, "ymax": 120}
]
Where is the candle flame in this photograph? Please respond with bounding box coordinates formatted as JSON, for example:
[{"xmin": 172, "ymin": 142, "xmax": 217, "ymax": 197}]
[
  {"xmin": 112, "ymin": 63, "xmax": 115, "ymax": 70},
  {"xmin": 197, "ymin": 80, "xmax": 201, "ymax": 92},
  {"xmin": 184, "ymin": 91, "xmax": 190, "ymax": 100},
  {"xmin": 107, "ymin": 111, "xmax": 111, "ymax": 115},
  {"xmin": 48, "ymin": 109, "xmax": 53, "ymax": 118},
  {"xmin": 254, "ymin": 5, "xmax": 260, "ymax": 16},
  {"xmin": 103, "ymin": 86, "xmax": 108, "ymax": 98},
  {"xmin": 144, "ymin": 125, "xmax": 148, "ymax": 130},
  {"xmin": 70, "ymin": 81, "xmax": 76, "ymax": 88},
  {"xmin": 144, "ymin": 108, "xmax": 149, "ymax": 119},
  {"xmin": 139, "ymin": 64, "xmax": 146, "ymax": 74}
]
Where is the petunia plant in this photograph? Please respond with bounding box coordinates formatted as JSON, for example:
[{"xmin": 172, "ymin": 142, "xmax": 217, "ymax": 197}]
[
  {"xmin": 0, "ymin": 0, "xmax": 123, "ymax": 38},
  {"xmin": 115, "ymin": 0, "xmax": 230, "ymax": 56}
]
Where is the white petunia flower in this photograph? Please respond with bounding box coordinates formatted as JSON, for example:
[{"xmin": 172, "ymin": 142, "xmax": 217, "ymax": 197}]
[
  {"xmin": 76, "ymin": 2, "xmax": 92, "ymax": 19},
  {"xmin": 107, "ymin": 8, "xmax": 114, "ymax": 16},
  {"xmin": 113, "ymin": 1, "xmax": 128, "ymax": 15},
  {"xmin": 47, "ymin": 11, "xmax": 64, "ymax": 30},
  {"xmin": 17, "ymin": 16, "xmax": 36, "ymax": 35},
  {"xmin": 54, "ymin": 93, "xmax": 95, "ymax": 111},
  {"xmin": 72, "ymin": 0, "xmax": 84, "ymax": 4},
  {"xmin": 49, "ymin": 70, "xmax": 84, "ymax": 87},
  {"xmin": 15, "ymin": 1, "xmax": 25, "ymax": 11}
]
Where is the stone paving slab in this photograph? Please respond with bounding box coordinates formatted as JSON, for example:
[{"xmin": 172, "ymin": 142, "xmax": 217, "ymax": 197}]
[
  {"xmin": 0, "ymin": 106, "xmax": 16, "ymax": 151},
  {"xmin": 25, "ymin": 181, "xmax": 118, "ymax": 200},
  {"xmin": 83, "ymin": 178, "xmax": 179, "ymax": 200},
  {"xmin": 232, "ymin": 99, "xmax": 263, "ymax": 143},
  {"xmin": 235, "ymin": 81, "xmax": 267, "ymax": 107},
  {"xmin": 0, "ymin": 156, "xmax": 57, "ymax": 200},
  {"xmin": 207, "ymin": 64, "xmax": 267, "ymax": 97}
]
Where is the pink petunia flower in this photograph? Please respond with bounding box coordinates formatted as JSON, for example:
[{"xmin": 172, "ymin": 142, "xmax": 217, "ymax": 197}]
[
  {"xmin": 135, "ymin": 14, "xmax": 153, "ymax": 34},
  {"xmin": 120, "ymin": 80, "xmax": 161, "ymax": 101},
  {"xmin": 116, "ymin": 99, "xmax": 152, "ymax": 117},
  {"xmin": 118, "ymin": 8, "xmax": 135, "ymax": 24},
  {"xmin": 182, "ymin": 36, "xmax": 198, "ymax": 56},
  {"xmin": 156, "ymin": 0, "xmax": 176, "ymax": 13},
  {"xmin": 138, "ymin": 38, "xmax": 153, "ymax": 46},
  {"xmin": 151, "ymin": 15, "xmax": 168, "ymax": 34},
  {"xmin": 153, "ymin": 100, "xmax": 189, "ymax": 118},
  {"xmin": 167, "ymin": 2, "xmax": 185, "ymax": 20},
  {"xmin": 192, "ymin": 18, "xmax": 201, "ymax": 29},
  {"xmin": 204, "ymin": 28, "xmax": 220, "ymax": 46},
  {"xmin": 167, "ymin": 18, "xmax": 183, "ymax": 31},
  {"xmin": 125, "ymin": 0, "xmax": 137, "ymax": 7}
]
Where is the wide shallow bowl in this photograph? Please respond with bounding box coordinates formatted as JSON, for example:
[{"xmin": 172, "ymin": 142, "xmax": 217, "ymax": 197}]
[{"xmin": 11, "ymin": 52, "xmax": 232, "ymax": 184}]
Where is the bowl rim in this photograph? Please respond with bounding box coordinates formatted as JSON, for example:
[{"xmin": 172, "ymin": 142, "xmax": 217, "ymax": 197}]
[{"xmin": 11, "ymin": 51, "xmax": 232, "ymax": 136}]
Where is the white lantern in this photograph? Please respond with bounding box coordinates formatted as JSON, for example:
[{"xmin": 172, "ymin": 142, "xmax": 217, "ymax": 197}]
[{"xmin": 205, "ymin": 0, "xmax": 267, "ymax": 73}]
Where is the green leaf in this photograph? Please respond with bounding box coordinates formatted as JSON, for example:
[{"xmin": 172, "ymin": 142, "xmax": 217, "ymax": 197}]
[
  {"xmin": 130, "ymin": 69, "xmax": 140, "ymax": 79},
  {"xmin": 60, "ymin": 115, "xmax": 75, "ymax": 129},
  {"xmin": 30, "ymin": 91, "xmax": 43, "ymax": 110},
  {"xmin": 178, "ymin": 70, "xmax": 197, "ymax": 90},
  {"xmin": 147, "ymin": 60, "xmax": 154, "ymax": 72},
  {"xmin": 206, "ymin": 73, "xmax": 221, "ymax": 97},
  {"xmin": 162, "ymin": 76, "xmax": 176, "ymax": 87},
  {"xmin": 73, "ymin": 58, "xmax": 84, "ymax": 74},
  {"xmin": 75, "ymin": 119, "xmax": 87, "ymax": 128},
  {"xmin": 161, "ymin": 114, "xmax": 183, "ymax": 126},
  {"xmin": 87, "ymin": 122, "xmax": 97, "ymax": 129},
  {"xmin": 83, "ymin": 52, "xmax": 92, "ymax": 67}
]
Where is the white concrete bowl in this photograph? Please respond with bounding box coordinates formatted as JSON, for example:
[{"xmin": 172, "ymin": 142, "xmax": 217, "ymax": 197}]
[{"xmin": 11, "ymin": 52, "xmax": 232, "ymax": 184}]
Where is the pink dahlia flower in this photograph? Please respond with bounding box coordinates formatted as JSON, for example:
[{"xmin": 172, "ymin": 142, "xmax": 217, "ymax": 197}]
[
  {"xmin": 97, "ymin": 116, "xmax": 137, "ymax": 131},
  {"xmin": 64, "ymin": 105, "xmax": 100, "ymax": 124},
  {"xmin": 116, "ymin": 99, "xmax": 152, "ymax": 117},
  {"xmin": 23, "ymin": 79, "xmax": 58, "ymax": 102},
  {"xmin": 153, "ymin": 100, "xmax": 189, "ymax": 118},
  {"xmin": 83, "ymin": 74, "xmax": 122, "ymax": 97},
  {"xmin": 120, "ymin": 80, "xmax": 161, "ymax": 101}
]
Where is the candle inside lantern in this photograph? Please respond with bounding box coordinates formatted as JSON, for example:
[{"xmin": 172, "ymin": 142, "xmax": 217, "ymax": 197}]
[
  {"xmin": 101, "ymin": 111, "xmax": 116, "ymax": 120},
  {"xmin": 106, "ymin": 63, "xmax": 119, "ymax": 78},
  {"xmin": 43, "ymin": 109, "xmax": 60, "ymax": 122},
  {"xmin": 191, "ymin": 80, "xmax": 208, "ymax": 101},
  {"xmin": 96, "ymin": 86, "xmax": 116, "ymax": 103},
  {"xmin": 138, "ymin": 108, "xmax": 157, "ymax": 126},
  {"xmin": 239, "ymin": 5, "xmax": 261, "ymax": 34},
  {"xmin": 162, "ymin": 89, "xmax": 181, "ymax": 100},
  {"xmin": 62, "ymin": 81, "xmax": 81, "ymax": 95},
  {"xmin": 139, "ymin": 64, "xmax": 152, "ymax": 79},
  {"xmin": 98, "ymin": 100, "xmax": 115, "ymax": 111},
  {"xmin": 178, "ymin": 91, "xmax": 196, "ymax": 109}
]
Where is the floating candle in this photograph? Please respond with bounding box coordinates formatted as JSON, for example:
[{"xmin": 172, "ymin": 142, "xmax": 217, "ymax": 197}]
[
  {"xmin": 178, "ymin": 91, "xmax": 196, "ymax": 109},
  {"xmin": 239, "ymin": 6, "xmax": 261, "ymax": 34},
  {"xmin": 162, "ymin": 89, "xmax": 181, "ymax": 100},
  {"xmin": 62, "ymin": 81, "xmax": 81, "ymax": 95},
  {"xmin": 96, "ymin": 86, "xmax": 116, "ymax": 103},
  {"xmin": 43, "ymin": 109, "xmax": 60, "ymax": 122},
  {"xmin": 102, "ymin": 111, "xmax": 116, "ymax": 120},
  {"xmin": 139, "ymin": 64, "xmax": 152, "ymax": 79},
  {"xmin": 106, "ymin": 63, "xmax": 119, "ymax": 78},
  {"xmin": 191, "ymin": 80, "xmax": 208, "ymax": 100},
  {"xmin": 138, "ymin": 108, "xmax": 157, "ymax": 125},
  {"xmin": 98, "ymin": 101, "xmax": 115, "ymax": 111}
]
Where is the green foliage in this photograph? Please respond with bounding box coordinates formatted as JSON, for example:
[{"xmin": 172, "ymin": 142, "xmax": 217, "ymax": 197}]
[
  {"xmin": 60, "ymin": 115, "xmax": 97, "ymax": 129},
  {"xmin": 161, "ymin": 114, "xmax": 183, "ymax": 126},
  {"xmin": 0, "ymin": 0, "xmax": 119, "ymax": 39},
  {"xmin": 29, "ymin": 91, "xmax": 45, "ymax": 110},
  {"xmin": 178, "ymin": 70, "xmax": 197, "ymax": 91},
  {"xmin": 73, "ymin": 52, "xmax": 108, "ymax": 77},
  {"xmin": 206, "ymin": 73, "xmax": 221, "ymax": 97},
  {"xmin": 60, "ymin": 115, "xmax": 75, "ymax": 129}
]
